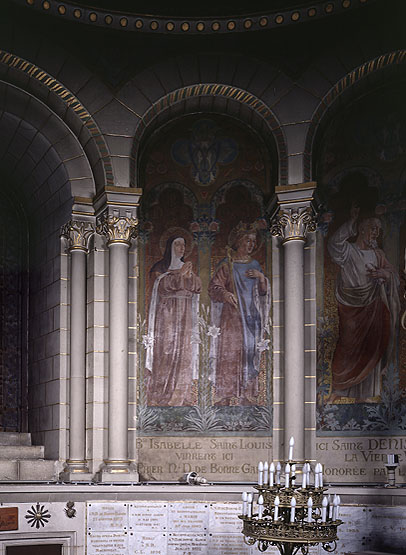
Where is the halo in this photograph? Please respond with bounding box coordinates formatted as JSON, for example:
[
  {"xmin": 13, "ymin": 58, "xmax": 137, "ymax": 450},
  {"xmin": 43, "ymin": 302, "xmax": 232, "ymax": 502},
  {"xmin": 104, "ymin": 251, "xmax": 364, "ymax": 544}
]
[{"xmin": 159, "ymin": 226, "xmax": 194, "ymax": 259}]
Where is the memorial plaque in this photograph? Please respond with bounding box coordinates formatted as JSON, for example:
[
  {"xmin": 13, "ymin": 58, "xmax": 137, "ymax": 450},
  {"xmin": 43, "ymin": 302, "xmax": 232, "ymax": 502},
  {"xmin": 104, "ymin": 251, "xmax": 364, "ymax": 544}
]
[
  {"xmin": 337, "ymin": 505, "xmax": 367, "ymax": 547},
  {"xmin": 262, "ymin": 545, "xmax": 320, "ymax": 555},
  {"xmin": 0, "ymin": 507, "xmax": 18, "ymax": 531},
  {"xmin": 87, "ymin": 502, "xmax": 128, "ymax": 531},
  {"xmin": 87, "ymin": 531, "xmax": 128, "ymax": 554},
  {"xmin": 129, "ymin": 501, "xmax": 168, "ymax": 531},
  {"xmin": 365, "ymin": 506, "xmax": 406, "ymax": 550},
  {"xmin": 137, "ymin": 436, "xmax": 272, "ymax": 481},
  {"xmin": 167, "ymin": 532, "xmax": 207, "ymax": 554},
  {"xmin": 129, "ymin": 531, "xmax": 167, "ymax": 554},
  {"xmin": 208, "ymin": 503, "xmax": 243, "ymax": 534},
  {"xmin": 316, "ymin": 436, "xmax": 406, "ymax": 484},
  {"xmin": 208, "ymin": 533, "xmax": 251, "ymax": 554},
  {"xmin": 168, "ymin": 502, "xmax": 208, "ymax": 532}
]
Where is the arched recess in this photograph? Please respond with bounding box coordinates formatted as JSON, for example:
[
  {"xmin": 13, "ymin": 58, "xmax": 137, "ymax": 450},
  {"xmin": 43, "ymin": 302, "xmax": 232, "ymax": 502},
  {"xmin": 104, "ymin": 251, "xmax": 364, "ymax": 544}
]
[
  {"xmin": 0, "ymin": 187, "xmax": 28, "ymax": 432},
  {"xmin": 0, "ymin": 50, "xmax": 113, "ymax": 193},
  {"xmin": 0, "ymin": 75, "xmax": 99, "ymax": 461},
  {"xmin": 310, "ymin": 51, "xmax": 406, "ymax": 437},
  {"xmin": 305, "ymin": 50, "xmax": 406, "ymax": 182},
  {"xmin": 130, "ymin": 84, "xmax": 286, "ymax": 188},
  {"xmin": 133, "ymin": 110, "xmax": 274, "ymax": 483}
]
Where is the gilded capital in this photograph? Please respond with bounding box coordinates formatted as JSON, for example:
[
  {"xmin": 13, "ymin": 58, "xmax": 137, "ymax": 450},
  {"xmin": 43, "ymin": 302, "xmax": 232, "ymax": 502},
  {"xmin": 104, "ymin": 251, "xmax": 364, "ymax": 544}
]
[
  {"xmin": 271, "ymin": 207, "xmax": 317, "ymax": 243},
  {"xmin": 61, "ymin": 220, "xmax": 94, "ymax": 252},
  {"xmin": 96, "ymin": 212, "xmax": 138, "ymax": 245}
]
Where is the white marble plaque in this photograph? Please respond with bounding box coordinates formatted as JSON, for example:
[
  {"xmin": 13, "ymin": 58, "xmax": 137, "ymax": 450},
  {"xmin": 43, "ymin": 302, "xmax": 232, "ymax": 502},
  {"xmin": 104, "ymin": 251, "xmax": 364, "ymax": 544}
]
[
  {"xmin": 168, "ymin": 502, "xmax": 209, "ymax": 532},
  {"xmin": 208, "ymin": 503, "xmax": 243, "ymax": 534},
  {"xmin": 365, "ymin": 506, "xmax": 406, "ymax": 550},
  {"xmin": 337, "ymin": 505, "xmax": 367, "ymax": 551},
  {"xmin": 129, "ymin": 501, "xmax": 168, "ymax": 531},
  {"xmin": 87, "ymin": 531, "xmax": 128, "ymax": 554},
  {"xmin": 128, "ymin": 531, "xmax": 167, "ymax": 554},
  {"xmin": 208, "ymin": 533, "xmax": 251, "ymax": 554},
  {"xmin": 167, "ymin": 532, "xmax": 207, "ymax": 554},
  {"xmin": 87, "ymin": 502, "xmax": 128, "ymax": 531},
  {"xmin": 262, "ymin": 545, "xmax": 319, "ymax": 555}
]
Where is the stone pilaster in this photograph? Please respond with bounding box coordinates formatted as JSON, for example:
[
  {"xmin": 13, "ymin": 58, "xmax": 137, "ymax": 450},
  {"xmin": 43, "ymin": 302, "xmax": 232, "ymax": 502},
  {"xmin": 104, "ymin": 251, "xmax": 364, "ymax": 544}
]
[
  {"xmin": 60, "ymin": 219, "xmax": 94, "ymax": 481},
  {"xmin": 271, "ymin": 183, "xmax": 317, "ymax": 462},
  {"xmin": 94, "ymin": 186, "xmax": 141, "ymax": 482}
]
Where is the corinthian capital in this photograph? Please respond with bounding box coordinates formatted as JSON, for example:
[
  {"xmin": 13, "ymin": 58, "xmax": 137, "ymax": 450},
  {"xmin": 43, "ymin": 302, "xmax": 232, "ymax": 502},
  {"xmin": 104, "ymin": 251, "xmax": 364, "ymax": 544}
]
[
  {"xmin": 96, "ymin": 212, "xmax": 138, "ymax": 245},
  {"xmin": 271, "ymin": 207, "xmax": 317, "ymax": 243},
  {"xmin": 61, "ymin": 220, "xmax": 94, "ymax": 252}
]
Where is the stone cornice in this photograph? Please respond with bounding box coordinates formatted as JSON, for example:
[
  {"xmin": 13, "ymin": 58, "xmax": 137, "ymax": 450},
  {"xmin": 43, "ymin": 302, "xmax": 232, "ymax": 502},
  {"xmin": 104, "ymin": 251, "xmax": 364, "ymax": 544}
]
[{"xmin": 16, "ymin": 0, "xmax": 376, "ymax": 35}]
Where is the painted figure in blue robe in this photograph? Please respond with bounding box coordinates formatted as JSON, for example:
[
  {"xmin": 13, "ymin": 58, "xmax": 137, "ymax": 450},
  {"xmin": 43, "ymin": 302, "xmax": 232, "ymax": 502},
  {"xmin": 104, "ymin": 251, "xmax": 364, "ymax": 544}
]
[{"xmin": 209, "ymin": 223, "xmax": 271, "ymax": 405}]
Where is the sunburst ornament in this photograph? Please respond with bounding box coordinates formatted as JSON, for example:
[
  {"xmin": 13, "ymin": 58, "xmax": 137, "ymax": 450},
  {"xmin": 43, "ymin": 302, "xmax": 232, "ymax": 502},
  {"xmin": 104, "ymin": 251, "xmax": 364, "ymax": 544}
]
[{"xmin": 25, "ymin": 503, "xmax": 51, "ymax": 529}]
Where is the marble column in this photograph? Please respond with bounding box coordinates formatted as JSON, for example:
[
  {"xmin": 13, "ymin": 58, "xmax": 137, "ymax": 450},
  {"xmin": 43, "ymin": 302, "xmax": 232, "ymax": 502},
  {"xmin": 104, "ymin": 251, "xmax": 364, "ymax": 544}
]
[
  {"xmin": 97, "ymin": 212, "xmax": 138, "ymax": 480},
  {"xmin": 60, "ymin": 220, "xmax": 94, "ymax": 480},
  {"xmin": 271, "ymin": 202, "xmax": 316, "ymax": 461}
]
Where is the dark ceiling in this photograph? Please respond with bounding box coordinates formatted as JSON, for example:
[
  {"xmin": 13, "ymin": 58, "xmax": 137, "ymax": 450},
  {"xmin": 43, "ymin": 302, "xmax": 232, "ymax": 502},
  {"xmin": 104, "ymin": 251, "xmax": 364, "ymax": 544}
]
[{"xmin": 67, "ymin": 0, "xmax": 324, "ymax": 17}]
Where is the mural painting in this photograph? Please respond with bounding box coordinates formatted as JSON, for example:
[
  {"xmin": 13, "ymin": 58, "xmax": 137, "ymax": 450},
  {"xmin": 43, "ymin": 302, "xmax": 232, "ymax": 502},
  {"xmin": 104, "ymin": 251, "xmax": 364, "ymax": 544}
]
[
  {"xmin": 316, "ymin": 85, "xmax": 406, "ymax": 434},
  {"xmin": 136, "ymin": 115, "xmax": 275, "ymax": 440},
  {"xmin": 208, "ymin": 221, "xmax": 271, "ymax": 407},
  {"xmin": 145, "ymin": 231, "xmax": 201, "ymax": 407}
]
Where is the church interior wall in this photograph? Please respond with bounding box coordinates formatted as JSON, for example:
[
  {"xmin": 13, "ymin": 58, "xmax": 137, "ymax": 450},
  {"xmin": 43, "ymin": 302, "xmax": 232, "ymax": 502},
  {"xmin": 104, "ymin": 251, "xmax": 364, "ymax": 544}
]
[{"xmin": 0, "ymin": 0, "xmax": 405, "ymax": 553}]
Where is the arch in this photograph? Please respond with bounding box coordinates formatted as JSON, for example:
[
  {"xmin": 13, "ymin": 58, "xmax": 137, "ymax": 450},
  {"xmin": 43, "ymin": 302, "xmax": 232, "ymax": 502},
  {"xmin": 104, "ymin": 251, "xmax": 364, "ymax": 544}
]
[
  {"xmin": 211, "ymin": 179, "xmax": 265, "ymax": 218},
  {"xmin": 0, "ymin": 82, "xmax": 96, "ymax": 206},
  {"xmin": 142, "ymin": 182, "xmax": 199, "ymax": 220},
  {"xmin": 0, "ymin": 49, "xmax": 113, "ymax": 192},
  {"xmin": 131, "ymin": 84, "xmax": 286, "ymax": 187},
  {"xmin": 305, "ymin": 50, "xmax": 406, "ymax": 181}
]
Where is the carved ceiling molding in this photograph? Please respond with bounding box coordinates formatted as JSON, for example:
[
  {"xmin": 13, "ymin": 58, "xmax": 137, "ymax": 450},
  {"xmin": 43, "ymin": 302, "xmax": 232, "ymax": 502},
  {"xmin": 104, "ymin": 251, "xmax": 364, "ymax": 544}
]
[{"xmin": 16, "ymin": 0, "xmax": 375, "ymax": 35}]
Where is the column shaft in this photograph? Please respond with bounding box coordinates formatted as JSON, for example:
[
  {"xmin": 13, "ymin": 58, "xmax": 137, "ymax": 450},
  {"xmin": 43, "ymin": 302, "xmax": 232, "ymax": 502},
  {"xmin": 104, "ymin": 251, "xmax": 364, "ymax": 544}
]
[
  {"xmin": 283, "ymin": 239, "xmax": 305, "ymax": 461},
  {"xmin": 69, "ymin": 248, "xmax": 88, "ymax": 466},
  {"xmin": 60, "ymin": 219, "xmax": 94, "ymax": 480},
  {"xmin": 271, "ymin": 189, "xmax": 317, "ymax": 463},
  {"xmin": 107, "ymin": 242, "xmax": 130, "ymax": 463}
]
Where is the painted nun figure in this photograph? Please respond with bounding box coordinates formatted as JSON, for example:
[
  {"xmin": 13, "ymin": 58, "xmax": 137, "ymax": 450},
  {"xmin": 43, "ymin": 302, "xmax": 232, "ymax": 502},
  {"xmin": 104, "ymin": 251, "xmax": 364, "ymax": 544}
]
[{"xmin": 146, "ymin": 234, "xmax": 201, "ymax": 406}]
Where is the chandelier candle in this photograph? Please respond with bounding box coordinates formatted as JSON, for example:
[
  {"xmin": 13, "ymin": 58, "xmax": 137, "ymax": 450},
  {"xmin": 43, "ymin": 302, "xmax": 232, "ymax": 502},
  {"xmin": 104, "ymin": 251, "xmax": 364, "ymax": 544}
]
[
  {"xmin": 315, "ymin": 464, "xmax": 320, "ymax": 488},
  {"xmin": 288, "ymin": 436, "xmax": 294, "ymax": 461},
  {"xmin": 274, "ymin": 495, "xmax": 280, "ymax": 521},
  {"xmin": 238, "ymin": 437, "xmax": 343, "ymax": 554},
  {"xmin": 258, "ymin": 461, "xmax": 264, "ymax": 486},
  {"xmin": 291, "ymin": 464, "xmax": 296, "ymax": 486},
  {"xmin": 264, "ymin": 461, "xmax": 269, "ymax": 486},
  {"xmin": 322, "ymin": 496, "xmax": 328, "ymax": 522},
  {"xmin": 276, "ymin": 462, "xmax": 281, "ymax": 485},
  {"xmin": 290, "ymin": 496, "xmax": 296, "ymax": 523},
  {"xmin": 270, "ymin": 462, "xmax": 275, "ymax": 487},
  {"xmin": 247, "ymin": 493, "xmax": 253, "ymax": 517},
  {"xmin": 284, "ymin": 463, "xmax": 290, "ymax": 488},
  {"xmin": 307, "ymin": 496, "xmax": 313, "ymax": 523},
  {"xmin": 258, "ymin": 495, "xmax": 264, "ymax": 519},
  {"xmin": 242, "ymin": 491, "xmax": 248, "ymax": 516}
]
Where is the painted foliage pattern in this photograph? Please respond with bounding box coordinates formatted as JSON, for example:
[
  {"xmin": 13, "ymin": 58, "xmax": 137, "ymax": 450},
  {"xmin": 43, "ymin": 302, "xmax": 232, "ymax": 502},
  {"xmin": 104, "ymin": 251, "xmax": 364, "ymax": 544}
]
[
  {"xmin": 137, "ymin": 115, "xmax": 274, "ymax": 435},
  {"xmin": 316, "ymin": 86, "xmax": 406, "ymax": 434}
]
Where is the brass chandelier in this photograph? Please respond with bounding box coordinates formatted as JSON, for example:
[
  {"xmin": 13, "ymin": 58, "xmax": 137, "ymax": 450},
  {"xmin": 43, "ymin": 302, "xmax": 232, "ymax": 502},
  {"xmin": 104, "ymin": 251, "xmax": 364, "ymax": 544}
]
[{"xmin": 239, "ymin": 438, "xmax": 343, "ymax": 555}]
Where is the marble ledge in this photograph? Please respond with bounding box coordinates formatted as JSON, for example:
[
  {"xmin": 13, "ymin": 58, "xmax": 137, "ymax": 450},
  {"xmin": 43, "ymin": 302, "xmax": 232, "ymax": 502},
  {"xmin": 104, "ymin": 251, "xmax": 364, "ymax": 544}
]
[{"xmin": 0, "ymin": 483, "xmax": 405, "ymax": 505}]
